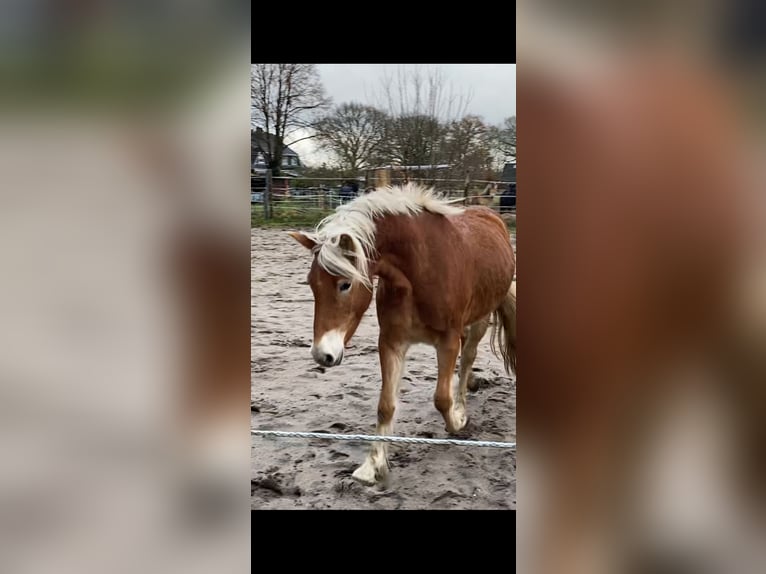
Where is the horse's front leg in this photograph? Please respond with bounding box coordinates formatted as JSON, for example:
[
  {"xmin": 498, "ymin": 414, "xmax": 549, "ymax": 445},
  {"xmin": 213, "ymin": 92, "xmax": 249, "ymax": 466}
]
[
  {"xmin": 351, "ymin": 337, "xmax": 409, "ymax": 485},
  {"xmin": 435, "ymin": 330, "xmax": 467, "ymax": 434}
]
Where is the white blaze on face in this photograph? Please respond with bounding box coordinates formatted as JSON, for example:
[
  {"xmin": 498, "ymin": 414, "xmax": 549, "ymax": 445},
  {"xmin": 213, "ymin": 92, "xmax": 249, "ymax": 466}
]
[{"xmin": 311, "ymin": 328, "xmax": 346, "ymax": 366}]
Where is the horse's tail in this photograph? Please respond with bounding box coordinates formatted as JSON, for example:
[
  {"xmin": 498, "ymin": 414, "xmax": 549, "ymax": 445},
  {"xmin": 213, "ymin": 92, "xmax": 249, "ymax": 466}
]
[{"xmin": 490, "ymin": 280, "xmax": 517, "ymax": 376}]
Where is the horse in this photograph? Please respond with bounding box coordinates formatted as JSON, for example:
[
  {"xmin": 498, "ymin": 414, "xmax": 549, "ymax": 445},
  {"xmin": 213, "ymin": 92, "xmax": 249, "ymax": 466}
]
[
  {"xmin": 288, "ymin": 183, "xmax": 517, "ymax": 485},
  {"xmin": 466, "ymin": 182, "xmax": 497, "ymax": 208}
]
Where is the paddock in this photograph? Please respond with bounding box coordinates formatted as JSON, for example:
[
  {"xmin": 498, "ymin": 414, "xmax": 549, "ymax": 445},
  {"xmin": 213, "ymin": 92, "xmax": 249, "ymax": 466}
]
[{"xmin": 251, "ymin": 227, "xmax": 517, "ymax": 509}]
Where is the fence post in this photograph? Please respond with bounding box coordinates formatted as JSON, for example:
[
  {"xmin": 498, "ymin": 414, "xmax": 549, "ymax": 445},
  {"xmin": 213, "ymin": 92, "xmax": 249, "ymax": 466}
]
[
  {"xmin": 463, "ymin": 169, "xmax": 472, "ymax": 202},
  {"xmin": 264, "ymin": 169, "xmax": 272, "ymax": 220}
]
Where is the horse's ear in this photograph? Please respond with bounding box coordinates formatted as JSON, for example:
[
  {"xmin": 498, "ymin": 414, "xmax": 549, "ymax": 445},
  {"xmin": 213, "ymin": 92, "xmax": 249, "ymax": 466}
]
[
  {"xmin": 338, "ymin": 233, "xmax": 354, "ymax": 252},
  {"xmin": 338, "ymin": 234, "xmax": 359, "ymax": 264},
  {"xmin": 288, "ymin": 231, "xmax": 316, "ymax": 251}
]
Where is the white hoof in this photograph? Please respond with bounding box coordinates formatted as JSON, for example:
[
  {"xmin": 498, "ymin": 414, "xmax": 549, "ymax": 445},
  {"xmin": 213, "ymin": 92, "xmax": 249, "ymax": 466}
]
[
  {"xmin": 448, "ymin": 405, "xmax": 468, "ymax": 433},
  {"xmin": 351, "ymin": 459, "xmax": 380, "ymax": 486}
]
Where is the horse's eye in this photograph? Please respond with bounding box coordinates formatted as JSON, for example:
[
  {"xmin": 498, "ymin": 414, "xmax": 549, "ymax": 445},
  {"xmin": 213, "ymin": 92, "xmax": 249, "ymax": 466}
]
[{"xmin": 339, "ymin": 281, "xmax": 352, "ymax": 292}]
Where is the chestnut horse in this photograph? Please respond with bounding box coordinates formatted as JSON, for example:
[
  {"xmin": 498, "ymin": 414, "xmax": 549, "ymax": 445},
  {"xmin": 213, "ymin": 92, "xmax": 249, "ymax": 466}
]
[{"xmin": 289, "ymin": 183, "xmax": 517, "ymax": 485}]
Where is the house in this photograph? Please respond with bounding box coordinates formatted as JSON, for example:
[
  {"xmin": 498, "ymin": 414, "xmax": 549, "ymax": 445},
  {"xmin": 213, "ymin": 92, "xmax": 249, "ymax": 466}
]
[
  {"xmin": 251, "ymin": 127, "xmax": 303, "ymax": 196},
  {"xmin": 251, "ymin": 127, "xmax": 303, "ymax": 174}
]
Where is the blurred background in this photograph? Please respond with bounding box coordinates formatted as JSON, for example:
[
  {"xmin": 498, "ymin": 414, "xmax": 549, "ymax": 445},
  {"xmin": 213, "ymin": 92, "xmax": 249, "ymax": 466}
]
[
  {"xmin": 517, "ymin": 0, "xmax": 766, "ymax": 573},
  {"xmin": 0, "ymin": 1, "xmax": 250, "ymax": 573}
]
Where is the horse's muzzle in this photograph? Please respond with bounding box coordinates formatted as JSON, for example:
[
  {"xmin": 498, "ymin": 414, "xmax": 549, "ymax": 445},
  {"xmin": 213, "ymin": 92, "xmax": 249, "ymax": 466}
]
[
  {"xmin": 314, "ymin": 349, "xmax": 343, "ymax": 368},
  {"xmin": 311, "ymin": 330, "xmax": 346, "ymax": 367}
]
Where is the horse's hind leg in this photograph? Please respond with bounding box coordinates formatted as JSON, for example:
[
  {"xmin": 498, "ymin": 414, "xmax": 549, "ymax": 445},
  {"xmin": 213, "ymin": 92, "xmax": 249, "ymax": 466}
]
[
  {"xmin": 352, "ymin": 338, "xmax": 409, "ymax": 485},
  {"xmin": 435, "ymin": 331, "xmax": 467, "ymax": 434},
  {"xmin": 461, "ymin": 316, "xmax": 491, "ymax": 395}
]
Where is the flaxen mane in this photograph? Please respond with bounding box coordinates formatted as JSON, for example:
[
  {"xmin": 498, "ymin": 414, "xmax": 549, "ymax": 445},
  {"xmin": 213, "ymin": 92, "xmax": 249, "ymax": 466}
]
[{"xmin": 305, "ymin": 183, "xmax": 463, "ymax": 289}]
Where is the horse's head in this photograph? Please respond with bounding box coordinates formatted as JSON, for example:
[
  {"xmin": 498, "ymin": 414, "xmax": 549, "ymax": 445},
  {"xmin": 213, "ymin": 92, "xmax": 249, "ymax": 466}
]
[{"xmin": 289, "ymin": 231, "xmax": 373, "ymax": 367}]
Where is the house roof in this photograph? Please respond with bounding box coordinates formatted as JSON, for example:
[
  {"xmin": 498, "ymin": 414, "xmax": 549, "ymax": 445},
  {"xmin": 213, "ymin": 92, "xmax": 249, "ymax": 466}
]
[{"xmin": 251, "ymin": 128, "xmax": 299, "ymax": 157}]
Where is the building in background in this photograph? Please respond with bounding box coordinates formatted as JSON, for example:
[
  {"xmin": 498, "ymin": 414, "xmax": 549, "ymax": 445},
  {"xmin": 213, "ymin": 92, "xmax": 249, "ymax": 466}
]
[{"xmin": 251, "ymin": 128, "xmax": 303, "ymax": 199}]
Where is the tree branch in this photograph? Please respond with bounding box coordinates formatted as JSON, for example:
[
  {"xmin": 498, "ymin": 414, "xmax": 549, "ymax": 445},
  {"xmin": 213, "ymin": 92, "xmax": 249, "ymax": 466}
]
[{"xmin": 284, "ymin": 134, "xmax": 320, "ymax": 147}]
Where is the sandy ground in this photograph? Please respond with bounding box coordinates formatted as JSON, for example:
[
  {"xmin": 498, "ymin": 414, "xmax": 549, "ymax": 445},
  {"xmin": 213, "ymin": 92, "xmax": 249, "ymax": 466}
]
[{"xmin": 251, "ymin": 227, "xmax": 517, "ymax": 509}]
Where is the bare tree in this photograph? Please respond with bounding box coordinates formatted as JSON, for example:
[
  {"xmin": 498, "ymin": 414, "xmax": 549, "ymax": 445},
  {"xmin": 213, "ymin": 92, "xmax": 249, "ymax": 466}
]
[
  {"xmin": 441, "ymin": 115, "xmax": 494, "ymax": 177},
  {"xmin": 374, "ymin": 66, "xmax": 472, "ymax": 178},
  {"xmin": 250, "ymin": 64, "xmax": 331, "ymax": 175},
  {"xmin": 384, "ymin": 114, "xmax": 443, "ymax": 167},
  {"xmin": 313, "ymin": 103, "xmax": 388, "ymax": 172},
  {"xmin": 490, "ymin": 115, "xmax": 517, "ymax": 158}
]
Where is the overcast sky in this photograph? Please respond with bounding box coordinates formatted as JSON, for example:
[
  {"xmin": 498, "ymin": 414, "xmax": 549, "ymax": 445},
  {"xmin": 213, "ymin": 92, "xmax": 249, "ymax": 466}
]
[{"xmin": 289, "ymin": 64, "xmax": 516, "ymax": 166}]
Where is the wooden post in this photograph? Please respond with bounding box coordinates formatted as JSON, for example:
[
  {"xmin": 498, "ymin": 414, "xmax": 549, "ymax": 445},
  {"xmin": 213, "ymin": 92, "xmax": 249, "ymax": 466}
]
[
  {"xmin": 264, "ymin": 169, "xmax": 272, "ymax": 220},
  {"xmin": 463, "ymin": 169, "xmax": 472, "ymax": 203}
]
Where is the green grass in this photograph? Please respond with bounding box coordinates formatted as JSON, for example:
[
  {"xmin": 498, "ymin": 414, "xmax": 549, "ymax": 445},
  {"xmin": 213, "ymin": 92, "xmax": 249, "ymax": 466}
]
[{"xmin": 251, "ymin": 206, "xmax": 334, "ymax": 229}]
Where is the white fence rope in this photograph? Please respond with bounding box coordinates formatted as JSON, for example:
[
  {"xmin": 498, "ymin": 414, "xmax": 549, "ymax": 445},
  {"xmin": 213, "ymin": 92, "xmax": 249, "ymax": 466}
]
[{"xmin": 252, "ymin": 429, "xmax": 516, "ymax": 449}]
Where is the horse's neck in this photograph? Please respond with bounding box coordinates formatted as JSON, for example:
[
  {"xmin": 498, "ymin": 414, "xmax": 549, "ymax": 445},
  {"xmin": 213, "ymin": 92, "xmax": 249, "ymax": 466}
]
[
  {"xmin": 369, "ymin": 216, "xmax": 412, "ymax": 268},
  {"xmin": 369, "ymin": 220, "xmax": 394, "ymax": 264}
]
